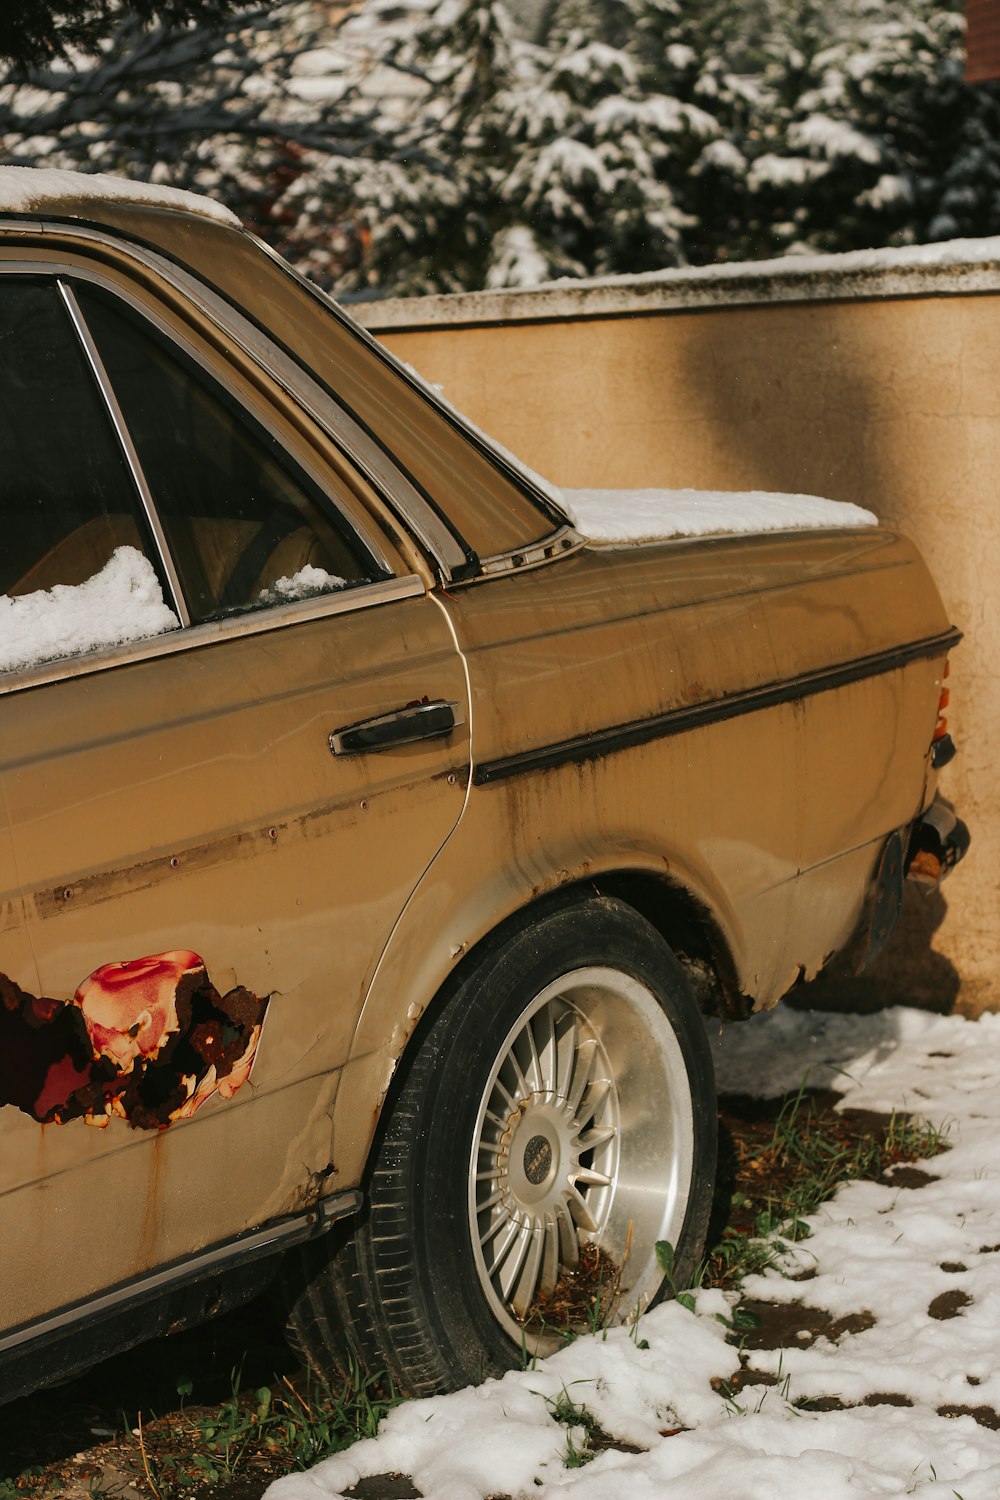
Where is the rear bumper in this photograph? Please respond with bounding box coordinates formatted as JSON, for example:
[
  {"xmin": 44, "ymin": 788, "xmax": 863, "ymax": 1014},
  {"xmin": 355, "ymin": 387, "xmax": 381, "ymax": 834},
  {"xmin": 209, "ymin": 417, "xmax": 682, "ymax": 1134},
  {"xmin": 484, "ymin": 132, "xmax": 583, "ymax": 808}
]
[
  {"xmin": 906, "ymin": 797, "xmax": 971, "ymax": 888},
  {"xmin": 859, "ymin": 796, "xmax": 970, "ymax": 970}
]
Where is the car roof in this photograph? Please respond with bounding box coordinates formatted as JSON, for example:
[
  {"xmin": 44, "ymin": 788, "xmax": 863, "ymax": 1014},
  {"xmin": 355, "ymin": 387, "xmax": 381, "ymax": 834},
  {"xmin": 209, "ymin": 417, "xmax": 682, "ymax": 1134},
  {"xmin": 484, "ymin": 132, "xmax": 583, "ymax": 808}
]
[{"xmin": 0, "ymin": 168, "xmax": 574, "ymax": 579}]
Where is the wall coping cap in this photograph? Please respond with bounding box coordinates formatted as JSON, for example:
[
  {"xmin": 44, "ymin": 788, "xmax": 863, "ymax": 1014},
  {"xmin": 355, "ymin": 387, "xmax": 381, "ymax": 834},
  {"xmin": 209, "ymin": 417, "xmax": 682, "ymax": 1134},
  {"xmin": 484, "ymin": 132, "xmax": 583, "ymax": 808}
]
[{"xmin": 350, "ymin": 236, "xmax": 1000, "ymax": 331}]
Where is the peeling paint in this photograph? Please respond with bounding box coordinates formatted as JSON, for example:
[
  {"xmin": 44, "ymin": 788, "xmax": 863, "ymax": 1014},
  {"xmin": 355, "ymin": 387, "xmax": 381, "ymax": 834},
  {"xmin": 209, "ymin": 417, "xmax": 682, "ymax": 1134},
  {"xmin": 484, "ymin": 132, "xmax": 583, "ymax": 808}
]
[
  {"xmin": 33, "ymin": 796, "xmax": 365, "ymax": 920},
  {"xmin": 283, "ymin": 1160, "xmax": 337, "ymax": 1215},
  {"xmin": 0, "ymin": 951, "xmax": 268, "ymax": 1130}
]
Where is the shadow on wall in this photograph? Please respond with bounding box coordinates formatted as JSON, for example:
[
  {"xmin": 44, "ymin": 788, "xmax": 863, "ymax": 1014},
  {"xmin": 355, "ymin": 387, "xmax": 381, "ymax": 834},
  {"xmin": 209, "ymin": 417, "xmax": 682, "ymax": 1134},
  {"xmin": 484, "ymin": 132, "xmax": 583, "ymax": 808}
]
[
  {"xmin": 668, "ymin": 300, "xmax": 903, "ymax": 521},
  {"xmin": 679, "ymin": 300, "xmax": 959, "ymax": 1016}
]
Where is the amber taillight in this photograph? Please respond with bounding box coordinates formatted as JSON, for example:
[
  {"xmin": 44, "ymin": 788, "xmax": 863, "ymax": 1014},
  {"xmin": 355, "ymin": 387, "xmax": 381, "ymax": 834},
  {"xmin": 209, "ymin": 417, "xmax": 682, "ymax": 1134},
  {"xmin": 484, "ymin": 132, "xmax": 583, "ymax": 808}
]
[
  {"xmin": 933, "ymin": 661, "xmax": 950, "ymax": 742},
  {"xmin": 930, "ymin": 662, "xmax": 956, "ymax": 769}
]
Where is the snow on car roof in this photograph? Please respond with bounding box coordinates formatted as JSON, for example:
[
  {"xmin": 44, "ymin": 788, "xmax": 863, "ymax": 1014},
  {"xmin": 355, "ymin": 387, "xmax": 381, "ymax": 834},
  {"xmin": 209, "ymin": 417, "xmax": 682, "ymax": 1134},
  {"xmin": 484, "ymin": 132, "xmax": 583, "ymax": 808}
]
[{"xmin": 0, "ymin": 166, "xmax": 241, "ymax": 228}]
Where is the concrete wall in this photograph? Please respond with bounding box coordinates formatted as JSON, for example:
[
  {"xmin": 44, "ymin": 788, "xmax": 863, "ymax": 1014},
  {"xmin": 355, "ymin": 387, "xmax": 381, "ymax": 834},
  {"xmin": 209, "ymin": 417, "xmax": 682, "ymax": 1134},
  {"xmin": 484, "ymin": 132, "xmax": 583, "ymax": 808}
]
[{"xmin": 353, "ymin": 244, "xmax": 1000, "ymax": 1015}]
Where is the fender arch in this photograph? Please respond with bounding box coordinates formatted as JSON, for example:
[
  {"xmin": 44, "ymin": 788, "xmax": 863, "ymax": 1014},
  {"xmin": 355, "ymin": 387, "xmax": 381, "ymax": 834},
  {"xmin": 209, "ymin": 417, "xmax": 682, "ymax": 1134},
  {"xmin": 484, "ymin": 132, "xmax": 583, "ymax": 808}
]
[{"xmin": 329, "ymin": 832, "xmax": 747, "ymax": 1187}]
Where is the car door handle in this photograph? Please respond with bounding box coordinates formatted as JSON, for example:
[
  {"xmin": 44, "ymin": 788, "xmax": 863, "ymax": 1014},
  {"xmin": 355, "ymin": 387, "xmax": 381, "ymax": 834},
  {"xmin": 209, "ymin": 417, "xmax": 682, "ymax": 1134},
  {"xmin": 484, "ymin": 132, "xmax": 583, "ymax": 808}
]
[{"xmin": 329, "ymin": 699, "xmax": 466, "ymax": 755}]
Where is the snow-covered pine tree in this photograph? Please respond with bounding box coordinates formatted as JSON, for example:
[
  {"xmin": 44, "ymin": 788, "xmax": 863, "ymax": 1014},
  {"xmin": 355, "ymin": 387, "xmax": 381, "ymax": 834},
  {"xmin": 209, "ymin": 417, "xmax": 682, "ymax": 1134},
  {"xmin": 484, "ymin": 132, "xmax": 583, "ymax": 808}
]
[
  {"xmin": 6, "ymin": 0, "xmax": 1000, "ymax": 294},
  {"xmin": 743, "ymin": 0, "xmax": 1000, "ymax": 255},
  {"xmin": 624, "ymin": 0, "xmax": 766, "ymax": 263},
  {"xmin": 481, "ymin": 0, "xmax": 767, "ymax": 282},
  {"xmin": 0, "ymin": 1, "xmax": 383, "ymax": 281},
  {"xmin": 495, "ymin": 30, "xmax": 694, "ymax": 280},
  {"xmin": 841, "ymin": 0, "xmax": 1000, "ymax": 245},
  {"xmin": 0, "ymin": 0, "xmax": 243, "ymax": 69},
  {"xmin": 282, "ymin": 0, "xmax": 706, "ymax": 292},
  {"xmin": 286, "ymin": 0, "xmax": 529, "ymax": 294},
  {"xmin": 734, "ymin": 0, "xmax": 871, "ymax": 257}
]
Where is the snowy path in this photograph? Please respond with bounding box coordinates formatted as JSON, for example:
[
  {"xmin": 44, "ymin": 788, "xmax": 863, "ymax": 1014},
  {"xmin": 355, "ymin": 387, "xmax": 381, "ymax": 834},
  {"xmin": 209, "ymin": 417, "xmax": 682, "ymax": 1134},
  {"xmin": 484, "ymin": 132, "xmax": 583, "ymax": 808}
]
[{"xmin": 266, "ymin": 1007, "xmax": 1000, "ymax": 1500}]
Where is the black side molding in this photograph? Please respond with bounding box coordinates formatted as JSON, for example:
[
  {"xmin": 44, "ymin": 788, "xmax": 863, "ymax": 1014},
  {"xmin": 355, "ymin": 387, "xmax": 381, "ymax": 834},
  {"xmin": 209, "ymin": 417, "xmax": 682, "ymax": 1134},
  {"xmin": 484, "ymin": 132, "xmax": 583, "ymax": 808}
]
[{"xmin": 475, "ymin": 626, "xmax": 962, "ymax": 786}]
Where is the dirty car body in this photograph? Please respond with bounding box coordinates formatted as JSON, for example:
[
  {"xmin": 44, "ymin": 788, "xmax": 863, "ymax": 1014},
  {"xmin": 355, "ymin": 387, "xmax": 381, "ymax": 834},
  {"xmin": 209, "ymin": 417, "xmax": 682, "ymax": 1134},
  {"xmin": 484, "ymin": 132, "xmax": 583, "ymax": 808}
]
[{"xmin": 0, "ymin": 174, "xmax": 965, "ymax": 1400}]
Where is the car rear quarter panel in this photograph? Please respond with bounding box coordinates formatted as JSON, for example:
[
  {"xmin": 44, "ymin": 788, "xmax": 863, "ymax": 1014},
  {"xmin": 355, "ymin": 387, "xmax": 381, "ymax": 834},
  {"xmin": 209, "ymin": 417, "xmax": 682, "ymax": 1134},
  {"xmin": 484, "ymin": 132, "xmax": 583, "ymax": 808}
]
[{"xmin": 332, "ymin": 526, "xmax": 951, "ymax": 1185}]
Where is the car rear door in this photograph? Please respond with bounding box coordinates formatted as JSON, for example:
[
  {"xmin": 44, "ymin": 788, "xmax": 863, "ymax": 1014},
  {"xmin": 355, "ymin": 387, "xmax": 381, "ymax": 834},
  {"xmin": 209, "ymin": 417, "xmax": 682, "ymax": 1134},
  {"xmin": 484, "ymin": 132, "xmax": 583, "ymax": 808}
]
[{"xmin": 0, "ymin": 264, "xmax": 469, "ymax": 1336}]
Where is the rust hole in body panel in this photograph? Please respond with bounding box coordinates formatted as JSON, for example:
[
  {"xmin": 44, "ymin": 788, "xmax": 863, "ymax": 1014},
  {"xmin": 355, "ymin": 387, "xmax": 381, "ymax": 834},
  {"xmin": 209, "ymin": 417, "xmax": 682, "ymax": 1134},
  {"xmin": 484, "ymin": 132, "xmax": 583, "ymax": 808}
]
[{"xmin": 0, "ymin": 951, "xmax": 268, "ymax": 1131}]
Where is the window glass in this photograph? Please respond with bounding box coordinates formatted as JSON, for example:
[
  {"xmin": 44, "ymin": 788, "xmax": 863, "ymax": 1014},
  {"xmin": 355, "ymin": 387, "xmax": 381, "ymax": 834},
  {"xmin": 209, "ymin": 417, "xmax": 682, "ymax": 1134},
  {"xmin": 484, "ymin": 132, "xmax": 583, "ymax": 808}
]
[
  {"xmin": 75, "ymin": 283, "xmax": 382, "ymax": 626},
  {"xmin": 0, "ymin": 281, "xmax": 155, "ymax": 598}
]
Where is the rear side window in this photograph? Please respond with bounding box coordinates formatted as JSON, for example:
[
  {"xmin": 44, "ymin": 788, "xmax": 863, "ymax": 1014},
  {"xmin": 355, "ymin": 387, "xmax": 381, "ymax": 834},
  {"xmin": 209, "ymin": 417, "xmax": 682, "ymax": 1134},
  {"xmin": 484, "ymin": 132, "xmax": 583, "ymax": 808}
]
[
  {"xmin": 75, "ymin": 283, "xmax": 383, "ymax": 626},
  {"xmin": 0, "ymin": 281, "xmax": 157, "ymax": 598}
]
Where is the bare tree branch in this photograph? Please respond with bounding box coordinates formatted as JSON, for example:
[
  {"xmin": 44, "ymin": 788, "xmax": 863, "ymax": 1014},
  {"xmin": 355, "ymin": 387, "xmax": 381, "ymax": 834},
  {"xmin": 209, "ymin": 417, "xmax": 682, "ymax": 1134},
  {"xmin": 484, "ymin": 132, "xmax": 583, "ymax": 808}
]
[{"xmin": 0, "ymin": 0, "xmax": 246, "ymax": 69}]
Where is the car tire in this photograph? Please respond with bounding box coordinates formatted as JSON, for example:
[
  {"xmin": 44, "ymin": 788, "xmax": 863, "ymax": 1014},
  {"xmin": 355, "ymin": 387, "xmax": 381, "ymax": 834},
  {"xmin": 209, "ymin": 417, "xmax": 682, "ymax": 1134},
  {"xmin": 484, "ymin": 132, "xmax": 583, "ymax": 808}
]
[{"xmin": 287, "ymin": 894, "xmax": 717, "ymax": 1396}]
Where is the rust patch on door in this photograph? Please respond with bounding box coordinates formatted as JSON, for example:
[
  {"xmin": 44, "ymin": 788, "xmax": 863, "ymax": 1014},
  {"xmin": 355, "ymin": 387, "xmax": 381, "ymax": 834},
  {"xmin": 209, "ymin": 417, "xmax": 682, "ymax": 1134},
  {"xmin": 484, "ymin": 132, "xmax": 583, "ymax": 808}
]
[
  {"xmin": 35, "ymin": 794, "xmax": 364, "ymax": 920},
  {"xmin": 0, "ymin": 951, "xmax": 268, "ymax": 1130}
]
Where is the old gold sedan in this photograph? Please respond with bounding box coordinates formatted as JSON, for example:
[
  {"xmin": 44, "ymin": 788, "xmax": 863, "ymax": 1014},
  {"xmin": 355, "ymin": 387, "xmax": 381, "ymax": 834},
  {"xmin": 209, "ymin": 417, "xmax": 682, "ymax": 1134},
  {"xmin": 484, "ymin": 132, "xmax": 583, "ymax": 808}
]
[{"xmin": 0, "ymin": 168, "xmax": 965, "ymax": 1400}]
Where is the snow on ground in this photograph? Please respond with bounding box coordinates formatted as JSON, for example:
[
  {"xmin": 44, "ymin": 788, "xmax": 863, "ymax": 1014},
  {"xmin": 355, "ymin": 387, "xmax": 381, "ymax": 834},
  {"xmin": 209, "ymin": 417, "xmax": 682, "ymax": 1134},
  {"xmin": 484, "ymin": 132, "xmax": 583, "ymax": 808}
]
[
  {"xmin": 265, "ymin": 1005, "xmax": 1000, "ymax": 1500},
  {"xmin": 0, "ymin": 546, "xmax": 179, "ymax": 674},
  {"xmin": 562, "ymin": 487, "xmax": 877, "ymax": 542}
]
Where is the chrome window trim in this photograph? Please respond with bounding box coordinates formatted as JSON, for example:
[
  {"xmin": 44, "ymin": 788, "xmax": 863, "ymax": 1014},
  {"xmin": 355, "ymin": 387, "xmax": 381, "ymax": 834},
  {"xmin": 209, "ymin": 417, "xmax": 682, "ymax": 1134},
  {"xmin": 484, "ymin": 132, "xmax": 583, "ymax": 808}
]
[
  {"xmin": 51, "ymin": 263, "xmax": 393, "ymax": 581},
  {"xmin": 0, "ymin": 224, "xmax": 472, "ymax": 581},
  {"xmin": 0, "ymin": 574, "xmax": 426, "ymax": 698},
  {"xmin": 476, "ymin": 524, "xmax": 586, "ymax": 581},
  {"xmin": 57, "ymin": 279, "xmax": 192, "ymax": 626},
  {"xmin": 248, "ymin": 233, "xmax": 573, "ymax": 535}
]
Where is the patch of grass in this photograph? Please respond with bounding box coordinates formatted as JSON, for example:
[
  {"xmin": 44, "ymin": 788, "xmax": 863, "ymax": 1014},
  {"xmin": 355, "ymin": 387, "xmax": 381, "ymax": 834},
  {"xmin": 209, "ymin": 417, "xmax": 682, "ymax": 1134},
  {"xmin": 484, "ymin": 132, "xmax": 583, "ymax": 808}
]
[
  {"xmin": 132, "ymin": 1357, "xmax": 398, "ymax": 1497},
  {"xmin": 0, "ymin": 1475, "xmax": 40, "ymax": 1499},
  {"xmin": 700, "ymin": 1083, "xmax": 949, "ymax": 1293},
  {"xmin": 544, "ymin": 1385, "xmax": 600, "ymax": 1469}
]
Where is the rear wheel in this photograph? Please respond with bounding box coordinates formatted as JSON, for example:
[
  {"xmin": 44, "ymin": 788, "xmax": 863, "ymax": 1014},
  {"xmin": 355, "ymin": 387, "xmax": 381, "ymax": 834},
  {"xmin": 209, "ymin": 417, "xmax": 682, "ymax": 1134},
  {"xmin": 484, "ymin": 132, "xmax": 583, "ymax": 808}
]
[{"xmin": 288, "ymin": 896, "xmax": 717, "ymax": 1395}]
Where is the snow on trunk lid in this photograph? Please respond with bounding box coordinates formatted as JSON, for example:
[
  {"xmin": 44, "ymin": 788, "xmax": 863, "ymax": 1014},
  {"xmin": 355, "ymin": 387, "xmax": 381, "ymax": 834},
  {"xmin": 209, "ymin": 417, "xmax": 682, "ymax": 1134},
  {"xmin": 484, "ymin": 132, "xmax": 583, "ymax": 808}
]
[{"xmin": 561, "ymin": 487, "xmax": 877, "ymax": 544}]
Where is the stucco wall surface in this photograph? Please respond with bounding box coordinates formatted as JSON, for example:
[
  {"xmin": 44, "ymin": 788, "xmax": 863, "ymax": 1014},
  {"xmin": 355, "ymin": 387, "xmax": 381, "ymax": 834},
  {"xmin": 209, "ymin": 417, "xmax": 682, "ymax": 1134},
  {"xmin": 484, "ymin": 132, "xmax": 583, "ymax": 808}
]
[{"xmin": 352, "ymin": 248, "xmax": 999, "ymax": 1014}]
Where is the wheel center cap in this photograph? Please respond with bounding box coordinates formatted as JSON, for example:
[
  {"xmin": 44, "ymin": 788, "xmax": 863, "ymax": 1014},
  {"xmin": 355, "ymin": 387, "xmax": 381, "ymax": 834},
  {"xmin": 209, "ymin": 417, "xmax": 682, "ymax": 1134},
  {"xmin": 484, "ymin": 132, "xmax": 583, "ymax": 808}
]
[
  {"xmin": 523, "ymin": 1134, "xmax": 552, "ymax": 1186},
  {"xmin": 497, "ymin": 1102, "xmax": 569, "ymax": 1211}
]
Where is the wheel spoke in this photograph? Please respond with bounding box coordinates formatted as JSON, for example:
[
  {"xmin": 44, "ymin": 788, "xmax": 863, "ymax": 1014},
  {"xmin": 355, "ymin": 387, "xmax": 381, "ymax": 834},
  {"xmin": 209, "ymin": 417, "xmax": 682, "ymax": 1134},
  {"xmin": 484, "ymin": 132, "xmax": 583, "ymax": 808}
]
[
  {"xmin": 480, "ymin": 1206, "xmax": 514, "ymax": 1251},
  {"xmin": 491, "ymin": 1075, "xmax": 519, "ymax": 1115},
  {"xmin": 523, "ymin": 1016, "xmax": 543, "ymax": 1094},
  {"xmin": 568, "ymin": 1184, "xmax": 599, "ymax": 1233},
  {"xmin": 576, "ymin": 1076, "xmax": 611, "ymax": 1130},
  {"xmin": 565, "ymin": 1037, "xmax": 597, "ymax": 1117},
  {"xmin": 539, "ymin": 1211, "xmax": 562, "ymax": 1296},
  {"xmin": 504, "ymin": 1042, "xmax": 530, "ymax": 1103},
  {"xmin": 510, "ymin": 1223, "xmax": 546, "ymax": 1317},
  {"xmin": 576, "ymin": 1124, "xmax": 616, "ymax": 1152},
  {"xmin": 496, "ymin": 1218, "xmax": 533, "ymax": 1300},
  {"xmin": 535, "ymin": 1005, "xmax": 558, "ymax": 1095},
  {"xmin": 555, "ymin": 1200, "xmax": 579, "ymax": 1271},
  {"xmin": 554, "ymin": 1010, "xmax": 578, "ymax": 1099},
  {"xmin": 573, "ymin": 1165, "xmax": 612, "ymax": 1188},
  {"xmin": 484, "ymin": 1108, "xmax": 509, "ymax": 1137}
]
